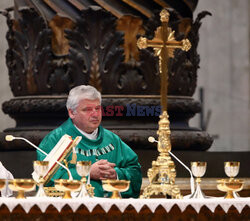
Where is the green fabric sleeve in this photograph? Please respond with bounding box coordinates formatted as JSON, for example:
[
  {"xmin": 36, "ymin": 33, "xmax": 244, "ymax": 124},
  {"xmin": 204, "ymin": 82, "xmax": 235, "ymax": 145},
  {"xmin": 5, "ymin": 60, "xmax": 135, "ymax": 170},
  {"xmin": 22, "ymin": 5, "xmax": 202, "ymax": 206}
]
[
  {"xmin": 37, "ymin": 131, "xmax": 62, "ymax": 161},
  {"xmin": 114, "ymin": 139, "xmax": 142, "ymax": 198}
]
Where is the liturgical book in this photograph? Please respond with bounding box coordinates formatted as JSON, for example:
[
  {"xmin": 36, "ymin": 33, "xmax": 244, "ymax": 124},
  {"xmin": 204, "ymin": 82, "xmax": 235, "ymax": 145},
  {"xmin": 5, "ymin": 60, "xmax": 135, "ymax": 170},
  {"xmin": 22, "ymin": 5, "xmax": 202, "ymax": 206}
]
[{"xmin": 32, "ymin": 135, "xmax": 82, "ymax": 184}]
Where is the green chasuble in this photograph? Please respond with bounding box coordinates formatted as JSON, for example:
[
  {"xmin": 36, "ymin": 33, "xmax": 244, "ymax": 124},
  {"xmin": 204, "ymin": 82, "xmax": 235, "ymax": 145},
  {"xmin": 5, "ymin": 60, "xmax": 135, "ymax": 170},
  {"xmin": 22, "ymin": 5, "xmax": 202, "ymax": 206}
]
[{"xmin": 37, "ymin": 118, "xmax": 142, "ymax": 198}]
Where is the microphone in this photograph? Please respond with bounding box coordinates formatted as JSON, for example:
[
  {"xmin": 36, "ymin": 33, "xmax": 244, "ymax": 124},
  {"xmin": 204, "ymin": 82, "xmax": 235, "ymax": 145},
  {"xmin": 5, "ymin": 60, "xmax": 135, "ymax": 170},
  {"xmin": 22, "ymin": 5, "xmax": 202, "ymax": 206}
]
[
  {"xmin": 148, "ymin": 136, "xmax": 195, "ymax": 194},
  {"xmin": 5, "ymin": 135, "xmax": 73, "ymax": 180}
]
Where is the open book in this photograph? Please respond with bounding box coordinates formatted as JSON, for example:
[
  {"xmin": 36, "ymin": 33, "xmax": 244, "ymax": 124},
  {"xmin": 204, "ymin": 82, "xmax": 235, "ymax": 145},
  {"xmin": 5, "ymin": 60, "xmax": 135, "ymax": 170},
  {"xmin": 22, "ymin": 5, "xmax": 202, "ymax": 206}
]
[{"xmin": 32, "ymin": 135, "xmax": 82, "ymax": 184}]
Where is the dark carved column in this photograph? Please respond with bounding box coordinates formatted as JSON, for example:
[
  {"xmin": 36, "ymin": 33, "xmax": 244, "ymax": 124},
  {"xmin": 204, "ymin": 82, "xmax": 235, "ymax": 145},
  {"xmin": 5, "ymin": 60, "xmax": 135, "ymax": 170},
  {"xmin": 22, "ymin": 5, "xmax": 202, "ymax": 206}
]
[{"xmin": 0, "ymin": 1, "xmax": 213, "ymax": 151}]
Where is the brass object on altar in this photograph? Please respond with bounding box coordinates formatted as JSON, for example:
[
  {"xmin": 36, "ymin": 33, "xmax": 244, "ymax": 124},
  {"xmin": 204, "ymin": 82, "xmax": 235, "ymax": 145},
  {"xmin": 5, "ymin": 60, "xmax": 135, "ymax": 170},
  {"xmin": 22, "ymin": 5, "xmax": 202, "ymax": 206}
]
[
  {"xmin": 8, "ymin": 179, "xmax": 36, "ymax": 199},
  {"xmin": 190, "ymin": 162, "xmax": 207, "ymax": 199},
  {"xmin": 54, "ymin": 179, "xmax": 82, "ymax": 199},
  {"xmin": 217, "ymin": 161, "xmax": 243, "ymax": 199},
  {"xmin": 44, "ymin": 187, "xmax": 64, "ymax": 197},
  {"xmin": 217, "ymin": 179, "xmax": 244, "ymax": 199},
  {"xmin": 0, "ymin": 179, "xmax": 6, "ymax": 194},
  {"xmin": 33, "ymin": 160, "xmax": 49, "ymax": 197},
  {"xmin": 138, "ymin": 9, "xmax": 191, "ymax": 199},
  {"xmin": 102, "ymin": 180, "xmax": 130, "ymax": 199},
  {"xmin": 76, "ymin": 161, "xmax": 94, "ymax": 198}
]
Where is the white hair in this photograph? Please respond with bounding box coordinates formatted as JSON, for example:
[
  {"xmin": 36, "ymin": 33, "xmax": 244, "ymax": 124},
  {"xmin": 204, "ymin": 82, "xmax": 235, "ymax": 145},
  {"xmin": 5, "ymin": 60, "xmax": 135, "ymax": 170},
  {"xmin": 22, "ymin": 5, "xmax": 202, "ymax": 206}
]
[{"xmin": 66, "ymin": 85, "xmax": 101, "ymax": 112}]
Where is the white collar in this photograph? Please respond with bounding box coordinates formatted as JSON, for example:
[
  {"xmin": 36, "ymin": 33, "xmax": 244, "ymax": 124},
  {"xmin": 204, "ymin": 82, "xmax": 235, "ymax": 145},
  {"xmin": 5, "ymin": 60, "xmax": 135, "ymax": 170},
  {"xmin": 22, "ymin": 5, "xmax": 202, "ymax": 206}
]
[{"xmin": 74, "ymin": 125, "xmax": 98, "ymax": 140}]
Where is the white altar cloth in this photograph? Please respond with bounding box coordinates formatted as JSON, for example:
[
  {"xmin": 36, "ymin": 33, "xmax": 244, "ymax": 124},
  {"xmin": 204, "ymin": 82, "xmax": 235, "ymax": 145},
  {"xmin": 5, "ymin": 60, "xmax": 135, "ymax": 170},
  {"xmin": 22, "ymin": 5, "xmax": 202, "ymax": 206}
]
[{"xmin": 0, "ymin": 197, "xmax": 249, "ymax": 214}]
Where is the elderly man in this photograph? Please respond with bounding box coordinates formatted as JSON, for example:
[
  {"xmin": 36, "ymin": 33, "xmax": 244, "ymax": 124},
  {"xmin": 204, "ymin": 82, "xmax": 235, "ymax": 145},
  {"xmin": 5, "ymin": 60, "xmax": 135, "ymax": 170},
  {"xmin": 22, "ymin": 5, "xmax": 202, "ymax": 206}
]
[{"xmin": 37, "ymin": 85, "xmax": 142, "ymax": 198}]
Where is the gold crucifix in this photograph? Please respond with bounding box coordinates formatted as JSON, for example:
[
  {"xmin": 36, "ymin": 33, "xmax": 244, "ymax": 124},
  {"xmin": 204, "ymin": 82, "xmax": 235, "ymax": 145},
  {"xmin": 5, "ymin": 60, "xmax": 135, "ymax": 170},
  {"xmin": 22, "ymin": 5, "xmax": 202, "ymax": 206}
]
[
  {"xmin": 137, "ymin": 9, "xmax": 191, "ymax": 199},
  {"xmin": 137, "ymin": 9, "xmax": 191, "ymax": 112}
]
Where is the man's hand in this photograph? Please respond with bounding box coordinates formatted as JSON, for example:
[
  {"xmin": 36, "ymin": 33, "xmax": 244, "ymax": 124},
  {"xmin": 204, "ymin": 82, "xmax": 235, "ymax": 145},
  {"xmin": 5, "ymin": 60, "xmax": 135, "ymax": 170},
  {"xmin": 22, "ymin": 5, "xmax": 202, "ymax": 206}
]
[{"xmin": 90, "ymin": 159, "xmax": 117, "ymax": 180}]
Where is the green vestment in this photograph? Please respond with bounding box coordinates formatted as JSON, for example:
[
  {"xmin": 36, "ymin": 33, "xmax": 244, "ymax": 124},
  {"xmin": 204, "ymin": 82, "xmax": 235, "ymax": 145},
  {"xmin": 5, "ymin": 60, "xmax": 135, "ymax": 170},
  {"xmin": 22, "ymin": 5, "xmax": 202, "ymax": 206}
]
[{"xmin": 37, "ymin": 118, "xmax": 142, "ymax": 198}]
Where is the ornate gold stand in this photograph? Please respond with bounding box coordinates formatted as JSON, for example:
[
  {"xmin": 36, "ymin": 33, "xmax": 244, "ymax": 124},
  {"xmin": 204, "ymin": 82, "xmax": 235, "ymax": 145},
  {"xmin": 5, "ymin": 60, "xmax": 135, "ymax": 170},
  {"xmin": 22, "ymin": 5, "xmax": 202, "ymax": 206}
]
[
  {"xmin": 137, "ymin": 8, "xmax": 191, "ymax": 199},
  {"xmin": 141, "ymin": 111, "xmax": 181, "ymax": 198}
]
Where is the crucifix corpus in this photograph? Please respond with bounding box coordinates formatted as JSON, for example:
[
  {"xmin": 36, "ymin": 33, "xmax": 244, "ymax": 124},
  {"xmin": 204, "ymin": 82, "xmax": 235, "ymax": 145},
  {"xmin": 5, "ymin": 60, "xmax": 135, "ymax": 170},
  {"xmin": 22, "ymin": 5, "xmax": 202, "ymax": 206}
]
[{"xmin": 137, "ymin": 9, "xmax": 191, "ymax": 199}]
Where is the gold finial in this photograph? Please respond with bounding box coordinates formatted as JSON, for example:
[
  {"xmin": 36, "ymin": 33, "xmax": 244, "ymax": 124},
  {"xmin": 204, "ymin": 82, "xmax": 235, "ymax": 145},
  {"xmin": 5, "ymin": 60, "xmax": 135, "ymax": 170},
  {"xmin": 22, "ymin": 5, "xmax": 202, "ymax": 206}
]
[
  {"xmin": 160, "ymin": 9, "xmax": 169, "ymax": 23},
  {"xmin": 137, "ymin": 37, "xmax": 147, "ymax": 49},
  {"xmin": 158, "ymin": 111, "xmax": 170, "ymax": 129},
  {"xmin": 181, "ymin": 39, "xmax": 191, "ymax": 51}
]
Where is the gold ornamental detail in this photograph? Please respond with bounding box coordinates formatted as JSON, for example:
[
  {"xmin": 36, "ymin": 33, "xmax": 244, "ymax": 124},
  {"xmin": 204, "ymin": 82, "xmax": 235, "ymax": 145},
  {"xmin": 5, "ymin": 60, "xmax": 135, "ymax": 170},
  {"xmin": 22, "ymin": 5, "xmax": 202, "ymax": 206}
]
[{"xmin": 137, "ymin": 8, "xmax": 191, "ymax": 199}]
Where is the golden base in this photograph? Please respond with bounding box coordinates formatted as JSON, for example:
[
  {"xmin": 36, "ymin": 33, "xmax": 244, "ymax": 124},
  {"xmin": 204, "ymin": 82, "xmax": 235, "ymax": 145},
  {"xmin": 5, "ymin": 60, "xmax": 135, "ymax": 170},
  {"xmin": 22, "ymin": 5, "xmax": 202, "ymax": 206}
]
[
  {"xmin": 16, "ymin": 190, "xmax": 25, "ymax": 199},
  {"xmin": 140, "ymin": 154, "xmax": 182, "ymax": 199},
  {"xmin": 63, "ymin": 191, "xmax": 72, "ymax": 199},
  {"xmin": 110, "ymin": 190, "xmax": 121, "ymax": 199},
  {"xmin": 225, "ymin": 191, "xmax": 234, "ymax": 199},
  {"xmin": 141, "ymin": 183, "xmax": 182, "ymax": 199},
  {"xmin": 141, "ymin": 111, "xmax": 182, "ymax": 199}
]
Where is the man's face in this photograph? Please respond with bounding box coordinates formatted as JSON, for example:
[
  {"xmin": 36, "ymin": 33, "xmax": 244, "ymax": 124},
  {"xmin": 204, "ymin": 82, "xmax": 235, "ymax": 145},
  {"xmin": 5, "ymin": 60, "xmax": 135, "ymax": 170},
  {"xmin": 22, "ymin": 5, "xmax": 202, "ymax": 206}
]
[{"xmin": 68, "ymin": 99, "xmax": 102, "ymax": 133}]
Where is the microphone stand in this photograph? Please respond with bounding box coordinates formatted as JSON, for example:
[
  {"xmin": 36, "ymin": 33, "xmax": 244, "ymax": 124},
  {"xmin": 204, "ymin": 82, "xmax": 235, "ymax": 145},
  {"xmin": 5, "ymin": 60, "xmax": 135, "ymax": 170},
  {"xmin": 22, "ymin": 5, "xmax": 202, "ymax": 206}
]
[{"xmin": 167, "ymin": 151, "xmax": 195, "ymax": 195}]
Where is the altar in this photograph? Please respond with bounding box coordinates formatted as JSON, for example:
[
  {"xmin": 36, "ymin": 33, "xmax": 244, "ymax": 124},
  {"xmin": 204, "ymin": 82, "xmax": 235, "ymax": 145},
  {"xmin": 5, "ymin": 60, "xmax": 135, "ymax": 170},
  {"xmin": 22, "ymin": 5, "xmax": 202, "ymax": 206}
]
[{"xmin": 0, "ymin": 197, "xmax": 249, "ymax": 221}]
